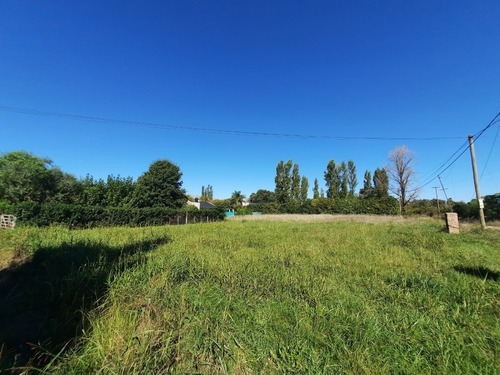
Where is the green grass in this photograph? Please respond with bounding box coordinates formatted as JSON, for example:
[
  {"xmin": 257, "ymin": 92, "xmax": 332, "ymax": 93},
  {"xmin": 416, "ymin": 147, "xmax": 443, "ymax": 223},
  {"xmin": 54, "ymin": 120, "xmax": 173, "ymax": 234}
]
[{"xmin": 1, "ymin": 220, "xmax": 499, "ymax": 374}]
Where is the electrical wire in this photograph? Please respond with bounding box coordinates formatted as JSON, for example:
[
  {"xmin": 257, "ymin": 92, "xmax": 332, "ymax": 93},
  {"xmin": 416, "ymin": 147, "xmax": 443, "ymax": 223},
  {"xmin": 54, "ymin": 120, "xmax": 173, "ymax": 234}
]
[
  {"xmin": 0, "ymin": 105, "xmax": 464, "ymax": 141},
  {"xmin": 408, "ymin": 112, "xmax": 500, "ymax": 194},
  {"xmin": 479, "ymin": 119, "xmax": 500, "ymax": 181}
]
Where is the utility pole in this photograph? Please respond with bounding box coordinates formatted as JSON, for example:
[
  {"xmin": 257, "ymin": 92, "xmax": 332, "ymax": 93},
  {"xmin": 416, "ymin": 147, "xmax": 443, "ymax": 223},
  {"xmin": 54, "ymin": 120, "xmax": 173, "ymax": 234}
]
[
  {"xmin": 432, "ymin": 187, "xmax": 440, "ymax": 219},
  {"xmin": 437, "ymin": 176, "xmax": 449, "ymax": 205},
  {"xmin": 468, "ymin": 134, "xmax": 486, "ymax": 229}
]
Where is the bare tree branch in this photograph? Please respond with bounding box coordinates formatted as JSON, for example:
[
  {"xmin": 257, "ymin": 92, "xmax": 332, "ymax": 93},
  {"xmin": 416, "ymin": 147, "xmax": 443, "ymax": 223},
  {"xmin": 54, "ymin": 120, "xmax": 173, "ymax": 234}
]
[{"xmin": 386, "ymin": 145, "xmax": 419, "ymax": 212}]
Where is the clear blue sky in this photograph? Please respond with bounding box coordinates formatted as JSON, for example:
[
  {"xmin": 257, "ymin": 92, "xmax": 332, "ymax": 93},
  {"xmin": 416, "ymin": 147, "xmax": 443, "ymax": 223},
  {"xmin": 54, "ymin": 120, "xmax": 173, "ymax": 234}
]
[{"xmin": 1, "ymin": 1, "xmax": 499, "ymax": 202}]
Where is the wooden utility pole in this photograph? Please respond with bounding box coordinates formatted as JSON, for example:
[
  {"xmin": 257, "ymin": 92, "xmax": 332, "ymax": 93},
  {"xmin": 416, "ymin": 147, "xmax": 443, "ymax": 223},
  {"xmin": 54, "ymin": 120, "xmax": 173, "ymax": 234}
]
[
  {"xmin": 432, "ymin": 187, "xmax": 440, "ymax": 219},
  {"xmin": 468, "ymin": 134, "xmax": 486, "ymax": 229}
]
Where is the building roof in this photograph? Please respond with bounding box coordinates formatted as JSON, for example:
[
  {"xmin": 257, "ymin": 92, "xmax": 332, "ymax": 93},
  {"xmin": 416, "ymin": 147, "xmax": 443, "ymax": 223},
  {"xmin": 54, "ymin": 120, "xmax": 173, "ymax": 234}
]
[{"xmin": 200, "ymin": 201, "xmax": 216, "ymax": 209}]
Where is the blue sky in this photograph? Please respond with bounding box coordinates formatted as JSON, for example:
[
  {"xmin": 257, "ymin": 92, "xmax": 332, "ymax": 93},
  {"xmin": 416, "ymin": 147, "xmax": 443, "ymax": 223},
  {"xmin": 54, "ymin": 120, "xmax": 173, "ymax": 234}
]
[{"xmin": 1, "ymin": 1, "xmax": 499, "ymax": 202}]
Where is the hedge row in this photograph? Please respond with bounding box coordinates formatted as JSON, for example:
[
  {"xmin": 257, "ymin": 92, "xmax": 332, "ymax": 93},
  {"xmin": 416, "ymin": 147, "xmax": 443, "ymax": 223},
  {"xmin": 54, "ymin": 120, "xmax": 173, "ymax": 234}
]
[
  {"xmin": 236, "ymin": 197, "xmax": 400, "ymax": 215},
  {"xmin": 6, "ymin": 202, "xmax": 225, "ymax": 228}
]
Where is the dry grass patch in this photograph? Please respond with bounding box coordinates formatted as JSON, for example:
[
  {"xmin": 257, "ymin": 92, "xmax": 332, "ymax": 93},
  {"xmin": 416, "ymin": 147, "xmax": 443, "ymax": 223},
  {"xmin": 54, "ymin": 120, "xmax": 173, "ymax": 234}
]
[{"xmin": 228, "ymin": 213, "xmax": 418, "ymax": 224}]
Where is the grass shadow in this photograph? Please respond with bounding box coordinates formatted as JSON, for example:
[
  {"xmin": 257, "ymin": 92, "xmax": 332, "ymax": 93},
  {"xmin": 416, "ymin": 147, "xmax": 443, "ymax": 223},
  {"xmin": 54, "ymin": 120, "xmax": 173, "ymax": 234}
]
[
  {"xmin": 454, "ymin": 266, "xmax": 500, "ymax": 281},
  {"xmin": 0, "ymin": 235, "xmax": 168, "ymax": 372}
]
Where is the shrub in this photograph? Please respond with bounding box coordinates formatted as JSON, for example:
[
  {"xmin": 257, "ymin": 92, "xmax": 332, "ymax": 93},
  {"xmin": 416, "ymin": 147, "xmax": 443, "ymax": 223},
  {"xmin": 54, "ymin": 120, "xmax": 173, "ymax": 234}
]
[
  {"xmin": 240, "ymin": 197, "xmax": 399, "ymax": 215},
  {"xmin": 8, "ymin": 203, "xmax": 225, "ymax": 228}
]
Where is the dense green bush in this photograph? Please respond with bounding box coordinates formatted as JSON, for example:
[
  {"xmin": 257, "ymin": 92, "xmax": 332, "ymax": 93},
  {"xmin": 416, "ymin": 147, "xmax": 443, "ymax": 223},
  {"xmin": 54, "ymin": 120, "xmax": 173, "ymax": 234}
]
[
  {"xmin": 452, "ymin": 200, "xmax": 479, "ymax": 220},
  {"xmin": 239, "ymin": 197, "xmax": 399, "ymax": 215},
  {"xmin": 484, "ymin": 193, "xmax": 500, "ymax": 221},
  {"xmin": 405, "ymin": 199, "xmax": 453, "ymax": 217},
  {"xmin": 6, "ymin": 203, "xmax": 225, "ymax": 228}
]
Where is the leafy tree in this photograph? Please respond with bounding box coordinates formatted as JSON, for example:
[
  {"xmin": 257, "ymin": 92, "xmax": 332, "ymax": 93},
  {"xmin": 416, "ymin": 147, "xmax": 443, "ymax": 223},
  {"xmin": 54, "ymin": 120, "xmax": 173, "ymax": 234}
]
[
  {"xmin": 275, "ymin": 159, "xmax": 293, "ymax": 203},
  {"xmin": 131, "ymin": 159, "xmax": 186, "ymax": 208},
  {"xmin": 80, "ymin": 175, "xmax": 107, "ymax": 206},
  {"xmin": 347, "ymin": 160, "xmax": 357, "ymax": 196},
  {"xmin": 324, "ymin": 159, "xmax": 341, "ymax": 198},
  {"xmin": 200, "ymin": 184, "xmax": 213, "ymax": 201},
  {"xmin": 339, "ymin": 161, "xmax": 348, "ymax": 199},
  {"xmin": 453, "ymin": 199, "xmax": 479, "ymax": 220},
  {"xmin": 249, "ymin": 189, "xmax": 276, "ymax": 203},
  {"xmin": 230, "ymin": 190, "xmax": 246, "ymax": 207},
  {"xmin": 359, "ymin": 170, "xmax": 374, "ymax": 199},
  {"xmin": 313, "ymin": 178, "xmax": 320, "ymax": 199},
  {"xmin": 320, "ymin": 188, "xmax": 325, "ymax": 198},
  {"xmin": 300, "ymin": 176, "xmax": 309, "ymax": 201},
  {"xmin": 206, "ymin": 185, "xmax": 213, "ymax": 200},
  {"xmin": 0, "ymin": 151, "xmax": 62, "ymax": 204},
  {"xmin": 386, "ymin": 146, "xmax": 419, "ymax": 212},
  {"xmin": 51, "ymin": 170, "xmax": 83, "ymax": 204},
  {"xmin": 105, "ymin": 175, "xmax": 134, "ymax": 207},
  {"xmin": 373, "ymin": 168, "xmax": 389, "ymax": 198},
  {"xmin": 291, "ymin": 163, "xmax": 301, "ymax": 200},
  {"xmin": 484, "ymin": 193, "xmax": 500, "ymax": 220}
]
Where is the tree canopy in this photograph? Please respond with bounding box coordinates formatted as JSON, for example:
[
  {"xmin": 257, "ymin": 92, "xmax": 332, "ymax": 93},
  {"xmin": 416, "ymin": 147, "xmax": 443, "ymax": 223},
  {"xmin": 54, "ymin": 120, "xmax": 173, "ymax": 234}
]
[
  {"xmin": 131, "ymin": 159, "xmax": 186, "ymax": 208},
  {"xmin": 0, "ymin": 151, "xmax": 69, "ymax": 204},
  {"xmin": 249, "ymin": 189, "xmax": 276, "ymax": 203}
]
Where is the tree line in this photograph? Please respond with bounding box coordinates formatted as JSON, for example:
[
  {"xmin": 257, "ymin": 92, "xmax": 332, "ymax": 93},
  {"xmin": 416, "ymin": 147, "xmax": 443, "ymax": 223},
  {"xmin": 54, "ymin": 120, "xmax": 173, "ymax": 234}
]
[
  {"xmin": 249, "ymin": 158, "xmax": 390, "ymax": 205},
  {"xmin": 0, "ymin": 151, "xmax": 187, "ymax": 209}
]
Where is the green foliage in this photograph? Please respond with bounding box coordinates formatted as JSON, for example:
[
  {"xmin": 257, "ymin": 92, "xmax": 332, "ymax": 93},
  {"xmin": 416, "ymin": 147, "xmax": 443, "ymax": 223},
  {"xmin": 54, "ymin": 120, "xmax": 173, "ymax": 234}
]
[
  {"xmin": 201, "ymin": 185, "xmax": 213, "ymax": 200},
  {"xmin": 291, "ymin": 163, "xmax": 301, "ymax": 200},
  {"xmin": 313, "ymin": 178, "xmax": 320, "ymax": 199},
  {"xmin": 325, "ymin": 159, "xmax": 357, "ymax": 199},
  {"xmin": 0, "ymin": 151, "xmax": 72, "ymax": 204},
  {"xmin": 373, "ymin": 168, "xmax": 389, "ymax": 198},
  {"xmin": 275, "ymin": 159, "xmax": 293, "ymax": 203},
  {"xmin": 247, "ymin": 196, "xmax": 399, "ymax": 215},
  {"xmin": 4, "ymin": 221, "xmax": 498, "ymax": 373},
  {"xmin": 453, "ymin": 193, "xmax": 500, "ymax": 221},
  {"xmin": 359, "ymin": 170, "xmax": 373, "ymax": 198},
  {"xmin": 104, "ymin": 175, "xmax": 135, "ymax": 207},
  {"xmin": 484, "ymin": 193, "xmax": 500, "ymax": 220},
  {"xmin": 51, "ymin": 172, "xmax": 83, "ymax": 204},
  {"xmin": 0, "ymin": 200, "xmax": 13, "ymax": 214},
  {"xmin": 79, "ymin": 175, "xmax": 107, "ymax": 206},
  {"xmin": 212, "ymin": 199, "xmax": 232, "ymax": 210},
  {"xmin": 300, "ymin": 176, "xmax": 309, "ymax": 201},
  {"xmin": 249, "ymin": 189, "xmax": 276, "ymax": 203},
  {"xmin": 131, "ymin": 160, "xmax": 186, "ymax": 208},
  {"xmin": 407, "ymin": 199, "xmax": 452, "ymax": 217},
  {"xmin": 347, "ymin": 160, "xmax": 357, "ymax": 196},
  {"xmin": 7, "ymin": 202, "xmax": 224, "ymax": 228},
  {"xmin": 339, "ymin": 161, "xmax": 348, "ymax": 198},
  {"xmin": 324, "ymin": 159, "xmax": 341, "ymax": 198},
  {"xmin": 230, "ymin": 191, "xmax": 246, "ymax": 207}
]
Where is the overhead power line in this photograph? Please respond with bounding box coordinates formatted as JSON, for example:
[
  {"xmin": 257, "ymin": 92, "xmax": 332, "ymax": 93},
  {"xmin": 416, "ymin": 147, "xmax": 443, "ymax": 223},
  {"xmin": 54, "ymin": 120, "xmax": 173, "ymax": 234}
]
[
  {"xmin": 415, "ymin": 111, "xmax": 500, "ymax": 192},
  {"xmin": 0, "ymin": 105, "xmax": 463, "ymax": 141}
]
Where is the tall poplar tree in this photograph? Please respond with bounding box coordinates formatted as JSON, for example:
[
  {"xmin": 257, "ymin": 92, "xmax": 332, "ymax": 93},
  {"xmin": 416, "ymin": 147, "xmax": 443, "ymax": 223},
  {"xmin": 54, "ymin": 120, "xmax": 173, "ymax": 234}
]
[
  {"xmin": 347, "ymin": 160, "xmax": 357, "ymax": 196},
  {"xmin": 373, "ymin": 168, "xmax": 389, "ymax": 198},
  {"xmin": 313, "ymin": 178, "xmax": 320, "ymax": 199},
  {"xmin": 324, "ymin": 159, "xmax": 341, "ymax": 198},
  {"xmin": 359, "ymin": 170, "xmax": 374, "ymax": 199},
  {"xmin": 275, "ymin": 159, "xmax": 293, "ymax": 203},
  {"xmin": 300, "ymin": 176, "xmax": 309, "ymax": 201},
  {"xmin": 339, "ymin": 161, "xmax": 348, "ymax": 199},
  {"xmin": 291, "ymin": 163, "xmax": 301, "ymax": 200}
]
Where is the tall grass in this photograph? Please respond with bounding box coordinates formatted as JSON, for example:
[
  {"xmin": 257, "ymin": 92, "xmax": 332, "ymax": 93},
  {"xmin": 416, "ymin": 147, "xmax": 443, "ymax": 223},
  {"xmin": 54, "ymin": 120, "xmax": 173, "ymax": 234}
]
[{"xmin": 1, "ymin": 220, "xmax": 499, "ymax": 373}]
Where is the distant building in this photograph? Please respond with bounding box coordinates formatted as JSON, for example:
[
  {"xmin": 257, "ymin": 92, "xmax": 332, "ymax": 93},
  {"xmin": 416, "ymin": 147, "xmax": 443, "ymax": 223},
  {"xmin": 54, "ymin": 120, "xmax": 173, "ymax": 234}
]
[{"xmin": 187, "ymin": 197, "xmax": 216, "ymax": 209}]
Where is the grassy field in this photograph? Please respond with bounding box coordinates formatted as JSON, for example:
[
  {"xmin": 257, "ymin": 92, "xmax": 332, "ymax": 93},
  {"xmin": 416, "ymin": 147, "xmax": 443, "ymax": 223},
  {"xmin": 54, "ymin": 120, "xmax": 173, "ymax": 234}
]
[{"xmin": 0, "ymin": 218, "xmax": 499, "ymax": 374}]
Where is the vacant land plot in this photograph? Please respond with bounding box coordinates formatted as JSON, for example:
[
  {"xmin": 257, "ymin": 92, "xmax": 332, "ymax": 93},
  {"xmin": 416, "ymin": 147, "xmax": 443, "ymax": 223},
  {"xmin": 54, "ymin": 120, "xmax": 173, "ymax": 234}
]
[{"xmin": 1, "ymin": 219, "xmax": 499, "ymax": 374}]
